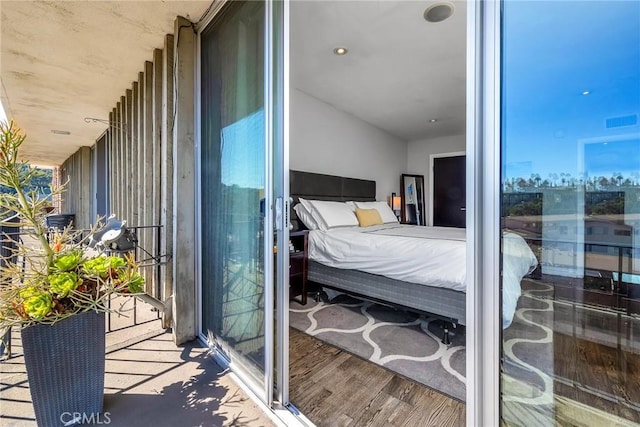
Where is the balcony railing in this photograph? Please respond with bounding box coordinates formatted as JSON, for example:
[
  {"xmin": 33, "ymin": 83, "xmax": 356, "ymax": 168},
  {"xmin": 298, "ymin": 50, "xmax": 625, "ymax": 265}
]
[{"xmin": 0, "ymin": 220, "xmax": 168, "ymax": 358}]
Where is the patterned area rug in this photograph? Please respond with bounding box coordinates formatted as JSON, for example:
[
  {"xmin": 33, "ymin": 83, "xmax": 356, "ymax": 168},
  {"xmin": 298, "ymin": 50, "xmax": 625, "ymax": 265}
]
[
  {"xmin": 289, "ymin": 294, "xmax": 466, "ymax": 401},
  {"xmin": 501, "ymin": 279, "xmax": 640, "ymax": 425},
  {"xmin": 290, "ymin": 282, "xmax": 640, "ymax": 424}
]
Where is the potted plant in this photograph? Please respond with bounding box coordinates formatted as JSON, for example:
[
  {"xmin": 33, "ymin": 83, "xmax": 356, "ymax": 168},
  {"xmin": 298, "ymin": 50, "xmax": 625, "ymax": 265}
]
[{"xmin": 0, "ymin": 121, "xmax": 144, "ymax": 426}]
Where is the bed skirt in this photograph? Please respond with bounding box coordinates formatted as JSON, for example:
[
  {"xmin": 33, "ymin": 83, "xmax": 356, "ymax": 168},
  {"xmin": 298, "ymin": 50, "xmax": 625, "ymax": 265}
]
[{"xmin": 308, "ymin": 260, "xmax": 466, "ymax": 325}]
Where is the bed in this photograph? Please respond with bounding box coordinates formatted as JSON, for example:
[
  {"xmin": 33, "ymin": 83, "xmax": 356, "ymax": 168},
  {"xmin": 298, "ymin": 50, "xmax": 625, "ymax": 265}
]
[{"xmin": 290, "ymin": 170, "xmax": 538, "ymax": 329}]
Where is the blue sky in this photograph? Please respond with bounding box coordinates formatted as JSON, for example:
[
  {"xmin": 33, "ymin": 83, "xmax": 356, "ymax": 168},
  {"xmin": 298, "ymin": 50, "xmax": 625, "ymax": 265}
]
[
  {"xmin": 220, "ymin": 110, "xmax": 265, "ymax": 189},
  {"xmin": 502, "ymin": 0, "xmax": 640, "ymax": 183},
  {"xmin": 221, "ymin": 2, "xmax": 639, "ymax": 189}
]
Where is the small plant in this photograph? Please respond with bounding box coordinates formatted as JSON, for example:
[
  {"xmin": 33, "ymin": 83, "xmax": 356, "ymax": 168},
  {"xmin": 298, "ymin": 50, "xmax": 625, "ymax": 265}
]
[{"xmin": 0, "ymin": 121, "xmax": 144, "ymax": 329}]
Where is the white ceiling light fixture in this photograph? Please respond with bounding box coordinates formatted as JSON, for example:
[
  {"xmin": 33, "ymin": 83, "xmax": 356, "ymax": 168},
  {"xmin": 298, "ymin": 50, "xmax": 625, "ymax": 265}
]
[
  {"xmin": 424, "ymin": 2, "xmax": 455, "ymax": 23},
  {"xmin": 333, "ymin": 47, "xmax": 348, "ymax": 56},
  {"xmin": 429, "ymin": 119, "xmax": 438, "ymax": 123}
]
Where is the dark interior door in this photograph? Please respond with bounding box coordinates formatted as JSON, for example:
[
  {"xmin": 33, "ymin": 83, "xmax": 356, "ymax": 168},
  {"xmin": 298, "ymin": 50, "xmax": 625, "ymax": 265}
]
[{"xmin": 433, "ymin": 155, "xmax": 466, "ymax": 228}]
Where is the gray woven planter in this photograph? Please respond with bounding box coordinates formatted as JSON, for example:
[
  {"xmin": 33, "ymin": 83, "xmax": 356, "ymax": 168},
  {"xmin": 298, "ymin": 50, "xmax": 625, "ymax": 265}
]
[{"xmin": 21, "ymin": 311, "xmax": 105, "ymax": 427}]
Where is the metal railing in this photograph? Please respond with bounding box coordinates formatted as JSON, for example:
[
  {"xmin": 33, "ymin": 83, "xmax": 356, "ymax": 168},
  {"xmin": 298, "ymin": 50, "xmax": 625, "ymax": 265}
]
[
  {"xmin": 103, "ymin": 224, "xmax": 167, "ymax": 333},
  {"xmin": 0, "ymin": 220, "xmax": 169, "ymax": 356},
  {"xmin": 519, "ymin": 234, "xmax": 638, "ymax": 314},
  {"xmin": 0, "ymin": 214, "xmax": 21, "ymax": 358}
]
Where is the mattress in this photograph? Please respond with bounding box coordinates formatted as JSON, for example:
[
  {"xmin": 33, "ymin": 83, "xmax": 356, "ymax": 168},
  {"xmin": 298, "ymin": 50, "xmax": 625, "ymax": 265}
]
[
  {"xmin": 307, "ymin": 224, "xmax": 538, "ymax": 328},
  {"xmin": 308, "ymin": 224, "xmax": 466, "ymax": 290}
]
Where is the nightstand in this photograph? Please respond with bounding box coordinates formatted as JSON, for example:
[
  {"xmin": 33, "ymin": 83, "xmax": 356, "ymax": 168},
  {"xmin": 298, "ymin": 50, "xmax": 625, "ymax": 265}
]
[{"xmin": 289, "ymin": 230, "xmax": 308, "ymax": 305}]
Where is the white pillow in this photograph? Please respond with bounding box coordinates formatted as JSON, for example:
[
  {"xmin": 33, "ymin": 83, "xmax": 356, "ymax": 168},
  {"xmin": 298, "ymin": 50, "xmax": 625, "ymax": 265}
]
[
  {"xmin": 299, "ymin": 198, "xmax": 358, "ymax": 230},
  {"xmin": 293, "ymin": 203, "xmax": 319, "ymax": 230},
  {"xmin": 354, "ymin": 201, "xmax": 398, "ymax": 223},
  {"xmin": 297, "ymin": 197, "xmax": 317, "ymax": 218}
]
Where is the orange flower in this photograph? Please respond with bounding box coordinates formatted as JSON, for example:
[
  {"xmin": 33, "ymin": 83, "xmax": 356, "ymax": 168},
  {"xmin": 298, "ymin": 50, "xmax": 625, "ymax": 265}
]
[{"xmin": 52, "ymin": 234, "xmax": 63, "ymax": 253}]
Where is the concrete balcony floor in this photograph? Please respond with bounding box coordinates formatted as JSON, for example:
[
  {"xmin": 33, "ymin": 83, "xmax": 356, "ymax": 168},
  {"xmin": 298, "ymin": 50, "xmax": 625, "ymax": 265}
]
[{"xmin": 0, "ymin": 301, "xmax": 275, "ymax": 427}]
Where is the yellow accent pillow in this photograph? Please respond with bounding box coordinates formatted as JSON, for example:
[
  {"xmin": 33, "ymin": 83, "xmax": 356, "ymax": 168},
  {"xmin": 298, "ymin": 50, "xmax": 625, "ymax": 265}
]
[{"xmin": 355, "ymin": 208, "xmax": 383, "ymax": 227}]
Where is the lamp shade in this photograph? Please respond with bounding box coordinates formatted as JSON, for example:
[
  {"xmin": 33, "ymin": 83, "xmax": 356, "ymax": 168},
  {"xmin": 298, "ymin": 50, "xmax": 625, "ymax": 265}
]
[{"xmin": 392, "ymin": 196, "xmax": 401, "ymax": 211}]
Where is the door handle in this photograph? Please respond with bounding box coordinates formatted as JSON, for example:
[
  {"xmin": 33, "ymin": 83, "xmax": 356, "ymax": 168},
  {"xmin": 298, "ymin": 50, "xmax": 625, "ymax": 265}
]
[
  {"xmin": 460, "ymin": 207, "xmax": 466, "ymax": 211},
  {"xmin": 275, "ymin": 197, "xmax": 283, "ymax": 231},
  {"xmin": 288, "ymin": 197, "xmax": 294, "ymax": 230}
]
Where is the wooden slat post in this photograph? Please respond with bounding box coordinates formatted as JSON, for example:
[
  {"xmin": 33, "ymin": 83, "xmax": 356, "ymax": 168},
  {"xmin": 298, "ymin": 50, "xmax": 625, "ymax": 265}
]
[
  {"xmin": 108, "ymin": 111, "xmax": 115, "ymax": 216},
  {"xmin": 160, "ymin": 34, "xmax": 175, "ymax": 328},
  {"xmin": 152, "ymin": 48, "xmax": 163, "ymax": 300},
  {"xmin": 125, "ymin": 89, "xmax": 133, "ymax": 226},
  {"xmin": 137, "ymin": 72, "xmax": 144, "ymax": 227},
  {"xmin": 143, "ymin": 61, "xmax": 154, "ymax": 294},
  {"xmin": 131, "ymin": 82, "xmax": 140, "ymax": 227},
  {"xmin": 115, "ymin": 102, "xmax": 122, "ymax": 218},
  {"xmin": 172, "ymin": 16, "xmax": 196, "ymax": 344}
]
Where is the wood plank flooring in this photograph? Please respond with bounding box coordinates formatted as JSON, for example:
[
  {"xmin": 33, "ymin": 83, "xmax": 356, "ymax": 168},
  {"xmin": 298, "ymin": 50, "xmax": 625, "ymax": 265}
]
[
  {"xmin": 553, "ymin": 331, "xmax": 640, "ymax": 424},
  {"xmin": 289, "ymin": 328, "xmax": 465, "ymax": 427}
]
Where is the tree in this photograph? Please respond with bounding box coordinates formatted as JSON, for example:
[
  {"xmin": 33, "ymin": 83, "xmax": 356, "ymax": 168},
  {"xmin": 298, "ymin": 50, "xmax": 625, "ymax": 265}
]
[
  {"xmin": 534, "ymin": 174, "xmax": 542, "ymax": 187},
  {"xmin": 598, "ymin": 176, "xmax": 610, "ymax": 189},
  {"xmin": 0, "ymin": 165, "xmax": 52, "ymax": 197},
  {"xmin": 516, "ymin": 178, "xmax": 527, "ymax": 191}
]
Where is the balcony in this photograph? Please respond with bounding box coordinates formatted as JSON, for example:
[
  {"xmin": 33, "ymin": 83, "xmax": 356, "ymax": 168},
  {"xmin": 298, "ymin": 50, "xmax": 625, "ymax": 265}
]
[{"xmin": 0, "ymin": 300, "xmax": 274, "ymax": 427}]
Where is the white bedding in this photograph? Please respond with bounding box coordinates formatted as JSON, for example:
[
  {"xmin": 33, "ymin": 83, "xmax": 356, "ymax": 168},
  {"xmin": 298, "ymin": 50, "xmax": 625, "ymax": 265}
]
[{"xmin": 307, "ymin": 224, "xmax": 538, "ymax": 328}]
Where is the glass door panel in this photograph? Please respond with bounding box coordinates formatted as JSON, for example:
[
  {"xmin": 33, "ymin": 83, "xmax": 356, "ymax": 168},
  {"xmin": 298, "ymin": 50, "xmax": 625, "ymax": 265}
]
[
  {"xmin": 500, "ymin": 1, "xmax": 640, "ymax": 425},
  {"xmin": 200, "ymin": 0, "xmax": 270, "ymax": 398}
]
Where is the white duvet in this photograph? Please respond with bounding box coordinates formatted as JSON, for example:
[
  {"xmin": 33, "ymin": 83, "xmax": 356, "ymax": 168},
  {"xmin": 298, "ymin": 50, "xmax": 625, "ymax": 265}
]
[{"xmin": 307, "ymin": 224, "xmax": 538, "ymax": 328}]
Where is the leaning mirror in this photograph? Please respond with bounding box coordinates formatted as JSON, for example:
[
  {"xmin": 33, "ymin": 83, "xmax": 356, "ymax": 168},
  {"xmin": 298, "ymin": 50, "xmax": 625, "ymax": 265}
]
[{"xmin": 400, "ymin": 174, "xmax": 426, "ymax": 225}]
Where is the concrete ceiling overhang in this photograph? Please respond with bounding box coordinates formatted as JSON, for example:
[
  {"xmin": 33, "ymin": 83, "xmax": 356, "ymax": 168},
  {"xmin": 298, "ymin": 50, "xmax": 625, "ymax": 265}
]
[
  {"xmin": 2, "ymin": 1, "xmax": 466, "ymax": 165},
  {"xmin": 1, "ymin": 0, "xmax": 211, "ymax": 166}
]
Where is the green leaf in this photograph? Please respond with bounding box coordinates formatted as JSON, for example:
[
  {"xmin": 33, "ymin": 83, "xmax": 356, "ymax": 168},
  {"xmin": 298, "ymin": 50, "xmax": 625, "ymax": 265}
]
[{"xmin": 48, "ymin": 272, "xmax": 81, "ymax": 297}]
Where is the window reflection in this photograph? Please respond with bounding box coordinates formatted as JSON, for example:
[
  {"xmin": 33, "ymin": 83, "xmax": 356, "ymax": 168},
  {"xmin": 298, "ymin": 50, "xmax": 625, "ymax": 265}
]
[
  {"xmin": 200, "ymin": 1, "xmax": 266, "ymax": 385},
  {"xmin": 500, "ymin": 1, "xmax": 640, "ymax": 425}
]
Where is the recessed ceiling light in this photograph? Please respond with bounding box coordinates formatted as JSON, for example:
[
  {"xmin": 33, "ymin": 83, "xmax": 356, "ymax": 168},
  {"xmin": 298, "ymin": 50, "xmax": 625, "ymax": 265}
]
[
  {"xmin": 424, "ymin": 2, "xmax": 455, "ymax": 23},
  {"xmin": 429, "ymin": 119, "xmax": 438, "ymax": 123},
  {"xmin": 333, "ymin": 47, "xmax": 348, "ymax": 56},
  {"xmin": 582, "ymin": 90, "xmax": 591, "ymax": 95},
  {"xmin": 51, "ymin": 129, "xmax": 71, "ymax": 135}
]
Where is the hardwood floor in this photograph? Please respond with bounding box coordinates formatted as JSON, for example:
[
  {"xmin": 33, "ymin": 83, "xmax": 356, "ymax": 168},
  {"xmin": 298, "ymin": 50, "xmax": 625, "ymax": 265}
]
[
  {"xmin": 289, "ymin": 328, "xmax": 465, "ymax": 427},
  {"xmin": 553, "ymin": 331, "xmax": 640, "ymax": 424}
]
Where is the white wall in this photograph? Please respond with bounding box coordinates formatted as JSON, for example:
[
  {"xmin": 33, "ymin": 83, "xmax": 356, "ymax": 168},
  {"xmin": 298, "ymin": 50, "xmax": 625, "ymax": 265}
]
[
  {"xmin": 290, "ymin": 89, "xmax": 407, "ymax": 200},
  {"xmin": 407, "ymin": 134, "xmax": 465, "ymax": 218}
]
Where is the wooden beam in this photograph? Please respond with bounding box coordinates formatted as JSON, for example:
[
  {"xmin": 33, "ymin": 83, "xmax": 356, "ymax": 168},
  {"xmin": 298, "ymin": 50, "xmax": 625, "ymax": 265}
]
[
  {"xmin": 125, "ymin": 89, "xmax": 133, "ymax": 225},
  {"xmin": 161, "ymin": 34, "xmax": 175, "ymax": 326},
  {"xmin": 78, "ymin": 147, "xmax": 92, "ymax": 229},
  {"xmin": 143, "ymin": 60, "xmax": 154, "ymax": 294},
  {"xmin": 108, "ymin": 110, "xmax": 115, "ymax": 216},
  {"xmin": 131, "ymin": 81, "xmax": 140, "ymax": 226},
  {"xmin": 151, "ymin": 48, "xmax": 163, "ymax": 300},
  {"xmin": 137, "ymin": 72, "xmax": 144, "ymax": 225},
  {"xmin": 115, "ymin": 101, "xmax": 122, "ymax": 218},
  {"xmin": 172, "ymin": 17, "xmax": 196, "ymax": 344},
  {"xmin": 120, "ymin": 96, "xmax": 127, "ymax": 219}
]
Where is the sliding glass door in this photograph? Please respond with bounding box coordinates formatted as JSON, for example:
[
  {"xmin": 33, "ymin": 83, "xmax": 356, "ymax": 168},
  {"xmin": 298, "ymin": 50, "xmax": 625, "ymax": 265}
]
[
  {"xmin": 498, "ymin": 1, "xmax": 640, "ymax": 425},
  {"xmin": 199, "ymin": 0, "xmax": 274, "ymax": 402}
]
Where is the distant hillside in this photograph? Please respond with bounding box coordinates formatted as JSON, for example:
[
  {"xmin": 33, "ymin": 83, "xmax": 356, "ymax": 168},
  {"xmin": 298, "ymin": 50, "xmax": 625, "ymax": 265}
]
[{"xmin": 0, "ymin": 166, "xmax": 52, "ymax": 197}]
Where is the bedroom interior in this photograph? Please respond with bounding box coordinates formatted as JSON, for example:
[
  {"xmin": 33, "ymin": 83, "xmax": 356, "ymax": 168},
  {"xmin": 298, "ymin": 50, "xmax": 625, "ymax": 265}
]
[
  {"xmin": 285, "ymin": 1, "xmax": 475, "ymax": 422},
  {"xmin": 286, "ymin": 2, "xmax": 640, "ymax": 426}
]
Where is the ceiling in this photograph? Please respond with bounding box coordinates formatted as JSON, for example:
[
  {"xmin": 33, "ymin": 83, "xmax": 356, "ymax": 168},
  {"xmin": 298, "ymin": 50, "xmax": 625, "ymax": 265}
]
[
  {"xmin": 1, "ymin": 1, "xmax": 466, "ymax": 166},
  {"xmin": 291, "ymin": 1, "xmax": 467, "ymax": 142},
  {"xmin": 0, "ymin": 0, "xmax": 211, "ymax": 165}
]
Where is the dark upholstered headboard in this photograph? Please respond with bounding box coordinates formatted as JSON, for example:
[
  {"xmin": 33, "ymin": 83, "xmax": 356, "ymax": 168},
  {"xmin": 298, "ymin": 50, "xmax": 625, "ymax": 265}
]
[{"xmin": 290, "ymin": 170, "xmax": 376, "ymax": 230}]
